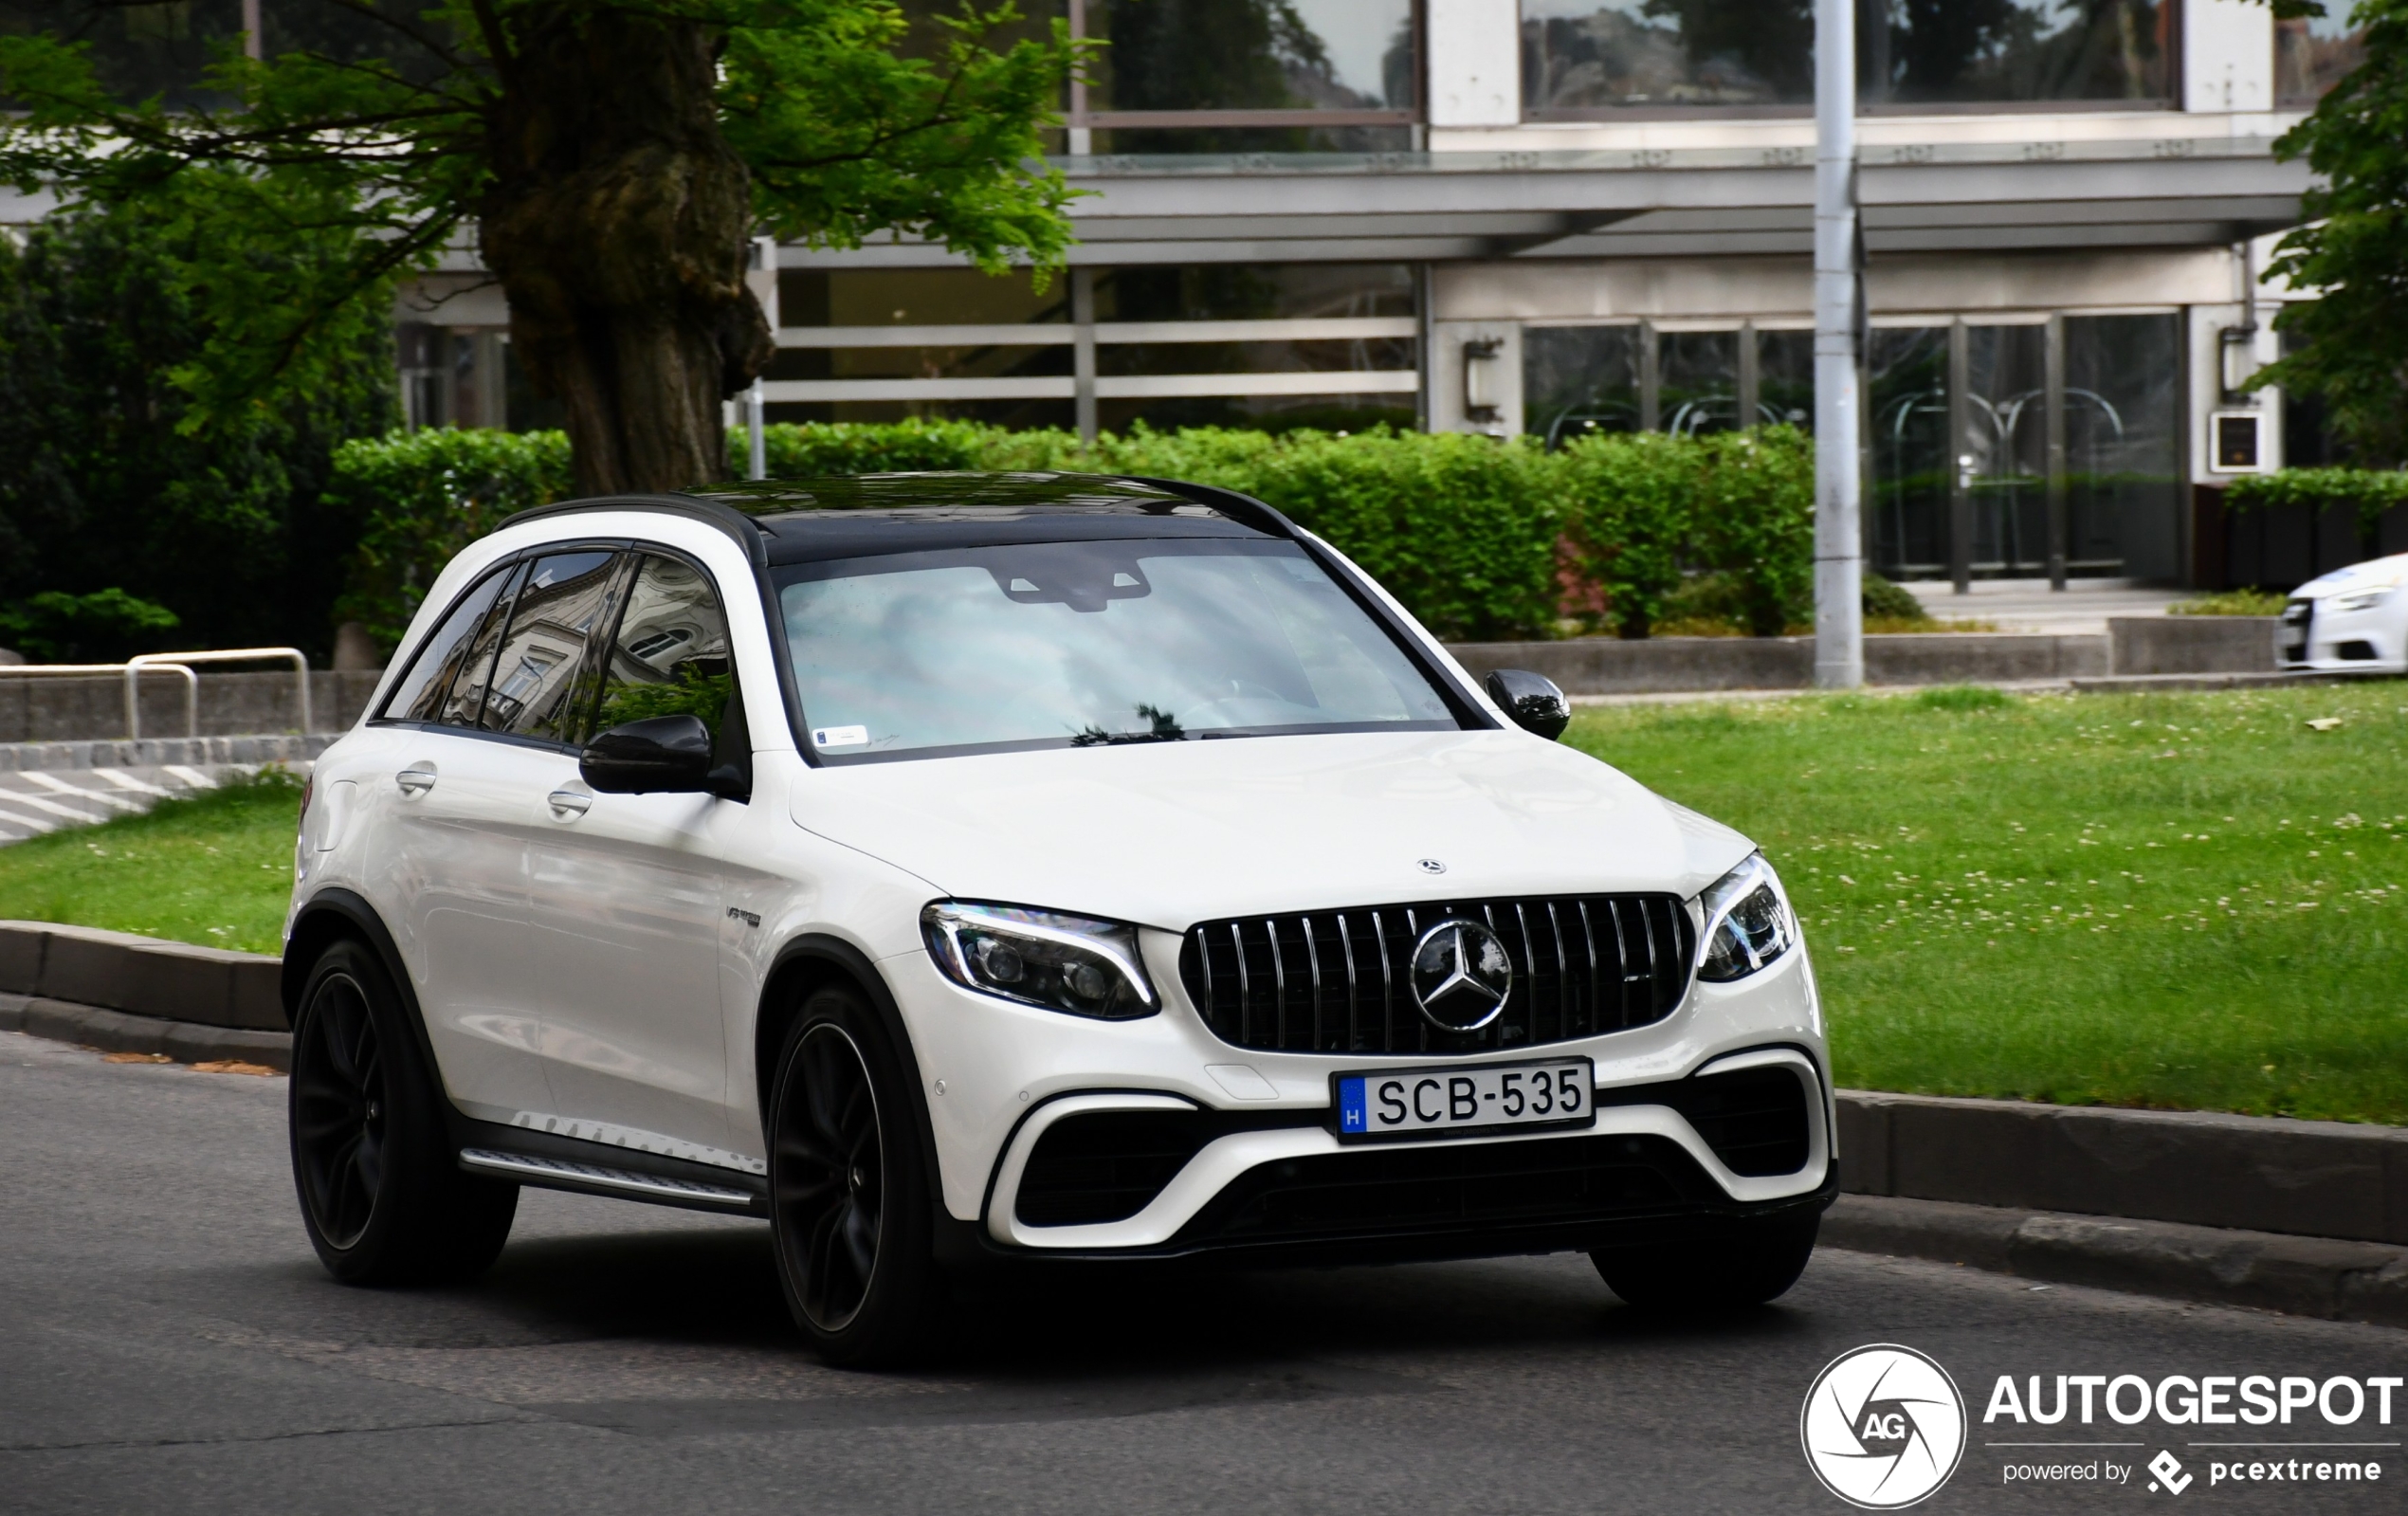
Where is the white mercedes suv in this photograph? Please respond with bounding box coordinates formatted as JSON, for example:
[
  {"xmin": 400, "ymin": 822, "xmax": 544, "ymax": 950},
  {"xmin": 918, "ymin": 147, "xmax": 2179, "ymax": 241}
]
[{"xmin": 283, "ymin": 472, "xmax": 1834, "ymax": 1362}]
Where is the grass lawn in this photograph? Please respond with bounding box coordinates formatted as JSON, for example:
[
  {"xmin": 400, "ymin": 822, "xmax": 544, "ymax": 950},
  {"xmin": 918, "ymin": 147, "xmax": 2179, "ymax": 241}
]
[
  {"xmin": 0, "ymin": 772, "xmax": 301, "ymax": 956},
  {"xmin": 1567, "ymin": 681, "xmax": 2408, "ymax": 1125}
]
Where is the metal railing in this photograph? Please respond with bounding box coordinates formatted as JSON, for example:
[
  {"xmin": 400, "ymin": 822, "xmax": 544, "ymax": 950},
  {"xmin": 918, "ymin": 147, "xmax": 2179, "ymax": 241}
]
[
  {"xmin": 0, "ymin": 647, "xmax": 310, "ymax": 740},
  {"xmin": 125, "ymin": 648, "xmax": 310, "ymax": 740}
]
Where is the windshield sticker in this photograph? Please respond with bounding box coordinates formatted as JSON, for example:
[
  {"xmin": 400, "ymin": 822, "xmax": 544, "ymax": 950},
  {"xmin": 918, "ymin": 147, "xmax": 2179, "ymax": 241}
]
[{"xmin": 812, "ymin": 724, "xmax": 869, "ymax": 748}]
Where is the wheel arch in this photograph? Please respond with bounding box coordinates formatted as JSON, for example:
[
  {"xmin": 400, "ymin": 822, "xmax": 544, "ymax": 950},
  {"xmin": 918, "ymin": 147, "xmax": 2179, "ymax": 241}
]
[
  {"xmin": 754, "ymin": 935, "xmax": 944, "ymax": 1204},
  {"xmin": 283, "ymin": 889, "xmax": 446, "ymax": 1093}
]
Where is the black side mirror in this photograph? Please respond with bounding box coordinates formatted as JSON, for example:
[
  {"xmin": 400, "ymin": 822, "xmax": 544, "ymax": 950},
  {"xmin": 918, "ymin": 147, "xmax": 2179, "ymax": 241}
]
[
  {"xmin": 1485, "ymin": 668, "xmax": 1571, "ymax": 741},
  {"xmin": 581, "ymin": 715, "xmax": 714, "ymax": 795}
]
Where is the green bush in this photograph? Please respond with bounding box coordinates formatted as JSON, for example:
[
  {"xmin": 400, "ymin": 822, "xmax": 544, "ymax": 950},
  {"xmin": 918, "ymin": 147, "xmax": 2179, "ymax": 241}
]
[
  {"xmin": 328, "ymin": 419, "xmax": 1819, "ymax": 648},
  {"xmin": 327, "ymin": 428, "xmax": 571, "ymax": 650},
  {"xmin": 2226, "ymin": 468, "xmax": 2408, "ymax": 543},
  {"xmin": 1861, "ymin": 572, "xmax": 1931, "ymax": 624}
]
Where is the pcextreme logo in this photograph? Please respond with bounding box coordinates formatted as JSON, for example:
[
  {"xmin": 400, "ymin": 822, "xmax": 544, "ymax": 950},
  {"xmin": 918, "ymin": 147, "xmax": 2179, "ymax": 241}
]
[{"xmin": 1801, "ymin": 1343, "xmax": 1969, "ymax": 1509}]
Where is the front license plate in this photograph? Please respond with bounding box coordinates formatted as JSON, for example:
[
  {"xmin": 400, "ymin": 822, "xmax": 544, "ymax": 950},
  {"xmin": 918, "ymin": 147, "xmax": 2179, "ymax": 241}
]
[{"xmin": 1333, "ymin": 1058, "xmax": 1595, "ymax": 1142}]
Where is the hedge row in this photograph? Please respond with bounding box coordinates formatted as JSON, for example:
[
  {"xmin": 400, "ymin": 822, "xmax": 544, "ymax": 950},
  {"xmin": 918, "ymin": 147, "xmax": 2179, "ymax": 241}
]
[
  {"xmin": 327, "ymin": 421, "xmax": 1817, "ymax": 648},
  {"xmin": 2225, "ymin": 467, "xmax": 2408, "ymax": 540}
]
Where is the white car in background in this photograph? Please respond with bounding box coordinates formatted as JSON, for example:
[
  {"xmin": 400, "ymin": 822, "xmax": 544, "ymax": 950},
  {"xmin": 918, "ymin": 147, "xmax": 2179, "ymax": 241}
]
[
  {"xmin": 2282, "ymin": 552, "xmax": 2408, "ymax": 674},
  {"xmin": 281, "ymin": 472, "xmax": 1835, "ymax": 1364}
]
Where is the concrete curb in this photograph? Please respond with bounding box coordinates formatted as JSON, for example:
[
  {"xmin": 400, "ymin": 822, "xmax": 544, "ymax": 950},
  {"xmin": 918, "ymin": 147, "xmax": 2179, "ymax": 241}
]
[
  {"xmin": 0, "ymin": 921, "xmax": 284, "ymax": 1030},
  {"xmin": 1836, "ymin": 1089, "xmax": 2408, "ymax": 1247},
  {"xmin": 1822, "ymin": 1194, "xmax": 2408, "ymax": 1330},
  {"xmin": 0, "ymin": 991, "xmax": 291, "ymax": 1070}
]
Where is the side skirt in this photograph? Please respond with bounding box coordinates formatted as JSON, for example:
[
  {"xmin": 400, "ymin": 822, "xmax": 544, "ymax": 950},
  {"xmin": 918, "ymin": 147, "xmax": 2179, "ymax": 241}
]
[{"xmin": 450, "ymin": 1116, "xmax": 768, "ymax": 1218}]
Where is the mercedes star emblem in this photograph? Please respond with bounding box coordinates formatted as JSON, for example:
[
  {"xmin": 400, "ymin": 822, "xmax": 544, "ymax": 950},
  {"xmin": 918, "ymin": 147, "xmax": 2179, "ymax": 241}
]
[{"xmin": 1409, "ymin": 919, "xmax": 1514, "ymax": 1032}]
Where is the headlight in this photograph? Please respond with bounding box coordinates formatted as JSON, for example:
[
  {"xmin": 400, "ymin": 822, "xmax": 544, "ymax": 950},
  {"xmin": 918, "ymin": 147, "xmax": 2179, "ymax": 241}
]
[
  {"xmin": 1694, "ymin": 853, "xmax": 1797, "ymax": 983},
  {"xmin": 2328, "ymin": 587, "xmax": 2395, "ymax": 614},
  {"xmin": 921, "ymin": 901, "xmax": 1158, "ymax": 1019}
]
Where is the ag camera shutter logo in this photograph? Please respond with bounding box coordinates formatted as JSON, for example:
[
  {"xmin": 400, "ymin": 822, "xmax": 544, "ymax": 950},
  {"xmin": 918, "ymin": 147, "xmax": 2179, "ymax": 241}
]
[{"xmin": 1801, "ymin": 1343, "xmax": 1968, "ymax": 1508}]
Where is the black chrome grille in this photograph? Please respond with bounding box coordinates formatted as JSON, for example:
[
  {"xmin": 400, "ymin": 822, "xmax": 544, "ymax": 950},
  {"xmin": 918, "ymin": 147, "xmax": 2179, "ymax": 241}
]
[{"xmin": 1177, "ymin": 894, "xmax": 1695, "ymax": 1055}]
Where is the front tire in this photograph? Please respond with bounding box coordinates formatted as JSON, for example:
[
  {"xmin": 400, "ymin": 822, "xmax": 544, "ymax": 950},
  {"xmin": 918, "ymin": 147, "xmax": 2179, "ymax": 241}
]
[
  {"xmin": 1591, "ymin": 1212, "xmax": 1819, "ymax": 1310},
  {"xmin": 288, "ymin": 938, "xmax": 517, "ymax": 1284},
  {"xmin": 767, "ymin": 986, "xmax": 940, "ymax": 1366}
]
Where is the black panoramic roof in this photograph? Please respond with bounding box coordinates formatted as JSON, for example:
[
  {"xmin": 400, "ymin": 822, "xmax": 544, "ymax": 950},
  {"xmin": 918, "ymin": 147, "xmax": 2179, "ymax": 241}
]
[
  {"xmin": 495, "ymin": 472, "xmax": 1296, "ymax": 567},
  {"xmin": 680, "ymin": 471, "xmax": 1286, "ymax": 565}
]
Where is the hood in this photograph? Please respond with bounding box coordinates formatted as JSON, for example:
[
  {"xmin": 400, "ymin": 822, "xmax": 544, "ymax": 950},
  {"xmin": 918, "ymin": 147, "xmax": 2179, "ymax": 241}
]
[
  {"xmin": 786, "ymin": 730, "xmax": 1754, "ymax": 929},
  {"xmin": 2299, "ymin": 552, "xmax": 2408, "ymax": 598}
]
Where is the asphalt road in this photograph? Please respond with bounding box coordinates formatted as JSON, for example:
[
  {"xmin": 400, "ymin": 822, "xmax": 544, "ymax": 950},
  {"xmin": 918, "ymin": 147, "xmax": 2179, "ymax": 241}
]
[{"xmin": 4, "ymin": 1029, "xmax": 2401, "ymax": 1516}]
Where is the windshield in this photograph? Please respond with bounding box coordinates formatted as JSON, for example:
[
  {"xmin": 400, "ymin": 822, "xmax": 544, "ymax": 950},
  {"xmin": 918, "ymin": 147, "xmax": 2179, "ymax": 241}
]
[{"xmin": 775, "ymin": 538, "xmax": 1458, "ymax": 761}]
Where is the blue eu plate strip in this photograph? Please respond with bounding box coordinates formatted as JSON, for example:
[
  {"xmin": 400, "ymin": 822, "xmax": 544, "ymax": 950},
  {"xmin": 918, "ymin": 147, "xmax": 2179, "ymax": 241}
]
[{"xmin": 1338, "ymin": 1076, "xmax": 1367, "ymax": 1133}]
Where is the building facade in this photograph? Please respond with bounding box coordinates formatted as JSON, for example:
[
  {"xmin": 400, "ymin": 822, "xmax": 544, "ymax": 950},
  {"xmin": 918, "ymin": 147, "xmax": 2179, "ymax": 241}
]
[{"xmin": 392, "ymin": 0, "xmax": 2360, "ymax": 586}]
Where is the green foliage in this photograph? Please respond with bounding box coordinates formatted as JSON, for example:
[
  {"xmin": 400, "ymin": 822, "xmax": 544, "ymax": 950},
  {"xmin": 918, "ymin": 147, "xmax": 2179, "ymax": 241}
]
[
  {"xmin": 0, "ymin": 1, "xmax": 1083, "ymax": 433},
  {"xmin": 326, "ymin": 428, "xmax": 571, "ymax": 651},
  {"xmin": 340, "ymin": 419, "xmax": 1822, "ymax": 645},
  {"xmin": 0, "ymin": 589, "xmax": 180, "ymax": 664},
  {"xmin": 0, "ymin": 197, "xmax": 396, "ymax": 659},
  {"xmin": 1552, "ymin": 427, "xmax": 1817, "ymax": 638},
  {"xmin": 596, "ymin": 667, "xmax": 734, "ymax": 738},
  {"xmin": 2253, "ymin": 0, "xmax": 2408, "ymax": 464},
  {"xmin": 2225, "ymin": 466, "xmax": 2408, "ymax": 544},
  {"xmin": 1688, "ymin": 428, "xmax": 1816, "ymax": 637},
  {"xmin": 1554, "ymin": 430, "xmax": 1700, "ymax": 639},
  {"xmin": 1862, "ymin": 572, "xmax": 1933, "ymax": 624},
  {"xmin": 2170, "ymin": 588, "xmax": 2291, "ymax": 616}
]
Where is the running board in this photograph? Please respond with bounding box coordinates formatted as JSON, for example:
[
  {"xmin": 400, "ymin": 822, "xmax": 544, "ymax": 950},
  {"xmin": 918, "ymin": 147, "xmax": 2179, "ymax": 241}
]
[{"xmin": 459, "ymin": 1147, "xmax": 763, "ymax": 1215}]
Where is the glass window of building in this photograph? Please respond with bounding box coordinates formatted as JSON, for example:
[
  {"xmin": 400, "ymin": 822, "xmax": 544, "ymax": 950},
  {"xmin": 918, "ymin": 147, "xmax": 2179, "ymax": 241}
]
[
  {"xmin": 1658, "ymin": 329, "xmax": 1741, "ymax": 435},
  {"xmin": 1524, "ymin": 326, "xmax": 1643, "ymax": 447},
  {"xmin": 2064, "ymin": 313, "xmax": 2180, "ymax": 579},
  {"xmin": 768, "ymin": 268, "xmax": 1074, "ymax": 430},
  {"xmin": 1078, "ymin": 0, "xmax": 1418, "ymax": 152},
  {"xmin": 2276, "ymin": 7, "xmax": 2369, "ymax": 103},
  {"xmin": 1523, "ymin": 0, "xmax": 1815, "ymax": 113},
  {"xmin": 1524, "ymin": 0, "xmax": 2173, "ymax": 115}
]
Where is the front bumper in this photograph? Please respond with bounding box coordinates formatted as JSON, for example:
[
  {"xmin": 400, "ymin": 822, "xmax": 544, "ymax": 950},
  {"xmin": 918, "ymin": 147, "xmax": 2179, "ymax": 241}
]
[
  {"xmin": 2279, "ymin": 599, "xmax": 2407, "ymax": 673},
  {"xmin": 882, "ymin": 931, "xmax": 1833, "ymax": 1258}
]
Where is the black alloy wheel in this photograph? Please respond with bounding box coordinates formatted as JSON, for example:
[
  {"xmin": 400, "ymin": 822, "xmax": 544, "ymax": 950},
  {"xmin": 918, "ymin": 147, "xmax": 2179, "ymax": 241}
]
[
  {"xmin": 767, "ymin": 987, "xmax": 940, "ymax": 1365},
  {"xmin": 286, "ymin": 938, "xmax": 518, "ymax": 1284},
  {"xmin": 777, "ymin": 1023, "xmax": 885, "ymax": 1330},
  {"xmin": 292, "ymin": 967, "xmax": 386, "ymax": 1250}
]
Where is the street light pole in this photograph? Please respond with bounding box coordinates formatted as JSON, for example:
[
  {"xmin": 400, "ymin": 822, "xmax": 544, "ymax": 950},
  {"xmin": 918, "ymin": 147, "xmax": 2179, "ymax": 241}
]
[{"xmin": 1813, "ymin": 0, "xmax": 1863, "ymax": 689}]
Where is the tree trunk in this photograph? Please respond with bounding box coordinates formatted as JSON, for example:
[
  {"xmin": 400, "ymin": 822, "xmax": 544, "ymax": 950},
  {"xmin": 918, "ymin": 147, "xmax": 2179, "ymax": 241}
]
[{"xmin": 478, "ymin": 6, "xmax": 775, "ymax": 497}]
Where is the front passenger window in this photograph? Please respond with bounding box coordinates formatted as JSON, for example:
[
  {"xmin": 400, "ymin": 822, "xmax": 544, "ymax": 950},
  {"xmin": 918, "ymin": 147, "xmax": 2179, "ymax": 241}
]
[{"xmin": 596, "ymin": 554, "xmax": 735, "ymax": 739}]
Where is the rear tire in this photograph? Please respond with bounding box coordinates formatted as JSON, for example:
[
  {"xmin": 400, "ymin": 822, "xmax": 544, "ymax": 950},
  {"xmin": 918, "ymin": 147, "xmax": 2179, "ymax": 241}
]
[
  {"xmin": 288, "ymin": 938, "xmax": 517, "ymax": 1285},
  {"xmin": 767, "ymin": 985, "xmax": 941, "ymax": 1366},
  {"xmin": 1591, "ymin": 1212, "xmax": 1819, "ymax": 1310}
]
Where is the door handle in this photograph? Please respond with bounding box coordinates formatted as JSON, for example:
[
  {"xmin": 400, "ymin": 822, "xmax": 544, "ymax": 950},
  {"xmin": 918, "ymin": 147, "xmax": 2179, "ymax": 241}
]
[
  {"xmin": 546, "ymin": 789, "xmax": 592, "ymax": 818},
  {"xmin": 396, "ymin": 766, "xmax": 436, "ymax": 795}
]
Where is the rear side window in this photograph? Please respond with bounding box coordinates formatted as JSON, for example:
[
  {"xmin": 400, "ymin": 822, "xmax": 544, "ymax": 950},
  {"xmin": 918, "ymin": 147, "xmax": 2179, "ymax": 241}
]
[
  {"xmin": 595, "ymin": 554, "xmax": 734, "ymax": 739},
  {"xmin": 380, "ymin": 562, "xmax": 520, "ymax": 724},
  {"xmin": 437, "ymin": 562, "xmax": 530, "ymax": 727},
  {"xmin": 478, "ymin": 550, "xmax": 625, "ymax": 744}
]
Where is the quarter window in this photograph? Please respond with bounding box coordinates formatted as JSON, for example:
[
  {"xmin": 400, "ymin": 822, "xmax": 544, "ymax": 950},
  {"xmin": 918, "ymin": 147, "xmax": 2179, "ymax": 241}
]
[{"xmin": 381, "ymin": 561, "xmax": 521, "ymax": 725}]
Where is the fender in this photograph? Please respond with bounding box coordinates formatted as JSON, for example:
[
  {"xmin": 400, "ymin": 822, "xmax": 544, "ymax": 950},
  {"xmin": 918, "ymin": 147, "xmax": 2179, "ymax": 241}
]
[
  {"xmin": 282, "ymin": 888, "xmax": 444, "ymax": 1082},
  {"xmin": 756, "ymin": 933, "xmax": 948, "ymax": 1216}
]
